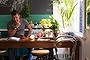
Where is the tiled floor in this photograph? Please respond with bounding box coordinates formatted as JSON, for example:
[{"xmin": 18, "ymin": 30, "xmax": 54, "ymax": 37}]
[
  {"xmin": 0, "ymin": 56, "xmax": 53, "ymax": 60},
  {"xmin": 0, "ymin": 56, "xmax": 28, "ymax": 60},
  {"xmin": 0, "ymin": 56, "xmax": 37, "ymax": 60},
  {"xmin": 1, "ymin": 55, "xmax": 70, "ymax": 60}
]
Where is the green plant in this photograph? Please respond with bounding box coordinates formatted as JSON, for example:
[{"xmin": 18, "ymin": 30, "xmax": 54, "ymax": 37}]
[
  {"xmin": 51, "ymin": 0, "xmax": 77, "ymax": 28},
  {"xmin": 20, "ymin": 3, "xmax": 30, "ymax": 19},
  {"xmin": 49, "ymin": 15, "xmax": 60, "ymax": 32},
  {"xmin": 51, "ymin": 20, "xmax": 60, "ymax": 31},
  {"xmin": 86, "ymin": 0, "xmax": 90, "ymax": 13}
]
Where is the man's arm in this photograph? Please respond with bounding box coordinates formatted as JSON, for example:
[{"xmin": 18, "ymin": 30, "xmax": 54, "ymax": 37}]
[
  {"xmin": 7, "ymin": 29, "xmax": 17, "ymax": 36},
  {"xmin": 7, "ymin": 22, "xmax": 20, "ymax": 37},
  {"xmin": 27, "ymin": 25, "xmax": 32, "ymax": 37}
]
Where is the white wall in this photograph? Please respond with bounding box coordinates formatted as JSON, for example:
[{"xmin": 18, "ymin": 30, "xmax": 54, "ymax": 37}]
[
  {"xmin": 79, "ymin": 37, "xmax": 85, "ymax": 60},
  {"xmin": 80, "ymin": 29, "xmax": 90, "ymax": 60},
  {"xmin": 83, "ymin": 29, "xmax": 90, "ymax": 60}
]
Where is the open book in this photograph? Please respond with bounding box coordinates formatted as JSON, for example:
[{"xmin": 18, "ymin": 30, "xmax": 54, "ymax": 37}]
[{"xmin": 7, "ymin": 37, "xmax": 20, "ymax": 41}]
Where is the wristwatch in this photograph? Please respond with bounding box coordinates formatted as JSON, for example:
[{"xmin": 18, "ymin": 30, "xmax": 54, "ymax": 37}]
[{"xmin": 14, "ymin": 27, "xmax": 17, "ymax": 30}]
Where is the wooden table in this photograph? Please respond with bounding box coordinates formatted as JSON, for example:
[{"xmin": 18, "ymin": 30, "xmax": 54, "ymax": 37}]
[{"xmin": 0, "ymin": 39, "xmax": 80, "ymax": 60}]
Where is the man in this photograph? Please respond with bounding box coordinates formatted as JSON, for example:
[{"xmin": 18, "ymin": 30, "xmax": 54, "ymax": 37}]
[{"xmin": 7, "ymin": 10, "xmax": 32, "ymax": 60}]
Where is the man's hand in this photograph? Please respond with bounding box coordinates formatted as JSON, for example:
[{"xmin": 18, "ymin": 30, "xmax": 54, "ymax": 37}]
[{"xmin": 16, "ymin": 22, "xmax": 21, "ymax": 28}]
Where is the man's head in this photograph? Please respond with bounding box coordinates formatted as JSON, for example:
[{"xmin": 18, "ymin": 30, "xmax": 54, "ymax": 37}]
[{"xmin": 11, "ymin": 10, "xmax": 20, "ymax": 23}]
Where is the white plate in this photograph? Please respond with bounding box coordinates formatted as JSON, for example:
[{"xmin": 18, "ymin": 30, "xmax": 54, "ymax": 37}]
[{"xmin": 37, "ymin": 38, "xmax": 50, "ymax": 41}]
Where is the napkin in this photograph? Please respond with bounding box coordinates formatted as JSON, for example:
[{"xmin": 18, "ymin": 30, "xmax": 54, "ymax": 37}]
[{"xmin": 8, "ymin": 37, "xmax": 20, "ymax": 41}]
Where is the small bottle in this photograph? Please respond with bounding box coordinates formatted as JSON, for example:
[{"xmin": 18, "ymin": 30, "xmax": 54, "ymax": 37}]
[
  {"xmin": 20, "ymin": 34, "xmax": 25, "ymax": 39},
  {"xmin": 34, "ymin": 22, "xmax": 38, "ymax": 28},
  {"xmin": 29, "ymin": 20, "xmax": 32, "ymax": 25}
]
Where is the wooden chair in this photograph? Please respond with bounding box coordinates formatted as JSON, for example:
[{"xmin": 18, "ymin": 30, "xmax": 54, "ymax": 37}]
[
  {"xmin": 0, "ymin": 49, "xmax": 7, "ymax": 60},
  {"xmin": 31, "ymin": 49, "xmax": 50, "ymax": 60}
]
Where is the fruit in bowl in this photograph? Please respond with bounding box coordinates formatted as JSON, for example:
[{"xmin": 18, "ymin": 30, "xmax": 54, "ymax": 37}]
[{"xmin": 37, "ymin": 32, "xmax": 42, "ymax": 38}]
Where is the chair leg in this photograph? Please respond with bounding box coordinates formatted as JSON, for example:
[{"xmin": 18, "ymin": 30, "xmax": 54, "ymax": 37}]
[
  {"xmin": 43, "ymin": 55, "xmax": 48, "ymax": 60},
  {"xmin": 36, "ymin": 56, "xmax": 43, "ymax": 60},
  {"xmin": 0, "ymin": 56, "xmax": 4, "ymax": 60},
  {"xmin": 20, "ymin": 55, "xmax": 26, "ymax": 60},
  {"xmin": 36, "ymin": 55, "xmax": 49, "ymax": 60},
  {"xmin": 36, "ymin": 57, "xmax": 40, "ymax": 60}
]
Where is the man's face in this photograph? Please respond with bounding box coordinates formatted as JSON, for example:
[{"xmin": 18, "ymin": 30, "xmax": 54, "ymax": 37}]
[{"xmin": 12, "ymin": 14, "xmax": 20, "ymax": 23}]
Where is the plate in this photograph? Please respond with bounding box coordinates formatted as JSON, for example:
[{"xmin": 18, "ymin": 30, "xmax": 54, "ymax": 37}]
[
  {"xmin": 40, "ymin": 37, "xmax": 54, "ymax": 39},
  {"xmin": 37, "ymin": 38, "xmax": 50, "ymax": 41}
]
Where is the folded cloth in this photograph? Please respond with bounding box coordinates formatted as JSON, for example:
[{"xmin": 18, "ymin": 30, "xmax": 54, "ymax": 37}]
[{"xmin": 8, "ymin": 37, "xmax": 20, "ymax": 41}]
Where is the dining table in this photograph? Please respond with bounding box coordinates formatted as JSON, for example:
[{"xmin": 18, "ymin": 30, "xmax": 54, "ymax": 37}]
[{"xmin": 0, "ymin": 37, "xmax": 80, "ymax": 60}]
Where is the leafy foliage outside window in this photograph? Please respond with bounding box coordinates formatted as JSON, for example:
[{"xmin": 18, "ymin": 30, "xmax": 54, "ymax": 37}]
[
  {"xmin": 86, "ymin": 0, "xmax": 90, "ymax": 13},
  {"xmin": 51, "ymin": 0, "xmax": 77, "ymax": 28}
]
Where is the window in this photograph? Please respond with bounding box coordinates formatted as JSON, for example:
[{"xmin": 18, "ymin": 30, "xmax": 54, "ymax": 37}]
[{"xmin": 53, "ymin": 0, "xmax": 83, "ymax": 37}]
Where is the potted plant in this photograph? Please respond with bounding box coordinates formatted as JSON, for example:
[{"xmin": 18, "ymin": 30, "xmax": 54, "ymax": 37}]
[
  {"xmin": 50, "ymin": 15, "xmax": 60, "ymax": 37},
  {"xmin": 49, "ymin": 15, "xmax": 60, "ymax": 31},
  {"xmin": 40, "ymin": 15, "xmax": 60, "ymax": 37},
  {"xmin": 20, "ymin": 0, "xmax": 30, "ymax": 19}
]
